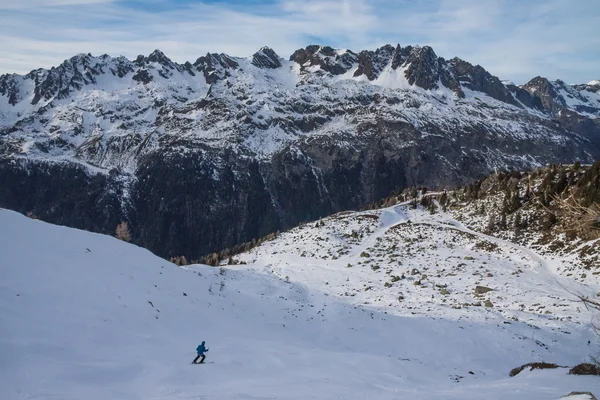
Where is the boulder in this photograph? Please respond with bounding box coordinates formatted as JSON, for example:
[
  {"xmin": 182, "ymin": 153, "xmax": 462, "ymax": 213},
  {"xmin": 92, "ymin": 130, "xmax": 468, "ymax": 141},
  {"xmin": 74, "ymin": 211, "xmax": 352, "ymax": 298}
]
[{"xmin": 475, "ymin": 286, "xmax": 493, "ymax": 294}]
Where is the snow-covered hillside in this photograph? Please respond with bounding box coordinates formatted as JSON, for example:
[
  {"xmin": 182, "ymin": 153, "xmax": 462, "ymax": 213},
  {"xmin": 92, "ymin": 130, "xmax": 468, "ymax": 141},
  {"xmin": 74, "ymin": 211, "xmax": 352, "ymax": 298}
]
[{"xmin": 1, "ymin": 207, "xmax": 599, "ymax": 399}]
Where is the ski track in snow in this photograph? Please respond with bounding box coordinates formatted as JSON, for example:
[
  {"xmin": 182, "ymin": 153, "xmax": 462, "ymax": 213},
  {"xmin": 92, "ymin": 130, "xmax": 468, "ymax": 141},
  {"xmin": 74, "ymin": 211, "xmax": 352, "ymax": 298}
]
[{"xmin": 0, "ymin": 207, "xmax": 599, "ymax": 400}]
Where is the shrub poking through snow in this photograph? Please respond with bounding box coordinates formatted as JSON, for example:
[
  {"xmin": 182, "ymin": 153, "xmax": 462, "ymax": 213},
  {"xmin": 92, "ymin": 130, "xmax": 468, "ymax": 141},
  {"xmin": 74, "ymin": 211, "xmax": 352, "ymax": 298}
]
[
  {"xmin": 569, "ymin": 363, "xmax": 600, "ymax": 376},
  {"xmin": 115, "ymin": 221, "xmax": 131, "ymax": 242},
  {"xmin": 509, "ymin": 362, "xmax": 564, "ymax": 377},
  {"xmin": 170, "ymin": 256, "xmax": 188, "ymax": 266}
]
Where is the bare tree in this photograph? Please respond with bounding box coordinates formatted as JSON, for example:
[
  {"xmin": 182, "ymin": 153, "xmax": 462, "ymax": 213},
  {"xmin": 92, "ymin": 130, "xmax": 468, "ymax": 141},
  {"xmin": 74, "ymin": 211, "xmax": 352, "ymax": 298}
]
[{"xmin": 546, "ymin": 194, "xmax": 600, "ymax": 240}]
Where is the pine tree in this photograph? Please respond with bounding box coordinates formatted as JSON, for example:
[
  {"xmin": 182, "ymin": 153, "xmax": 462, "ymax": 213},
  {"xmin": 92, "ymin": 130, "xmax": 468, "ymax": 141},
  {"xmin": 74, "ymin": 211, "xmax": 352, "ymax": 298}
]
[
  {"xmin": 524, "ymin": 184, "xmax": 531, "ymax": 202},
  {"xmin": 500, "ymin": 210, "xmax": 507, "ymax": 230},
  {"xmin": 486, "ymin": 212, "xmax": 496, "ymax": 233},
  {"xmin": 509, "ymin": 190, "xmax": 521, "ymax": 213},
  {"xmin": 514, "ymin": 213, "xmax": 522, "ymax": 229},
  {"xmin": 428, "ymin": 201, "xmax": 437, "ymax": 214},
  {"xmin": 555, "ymin": 169, "xmax": 567, "ymax": 194},
  {"xmin": 439, "ymin": 192, "xmax": 448, "ymax": 207}
]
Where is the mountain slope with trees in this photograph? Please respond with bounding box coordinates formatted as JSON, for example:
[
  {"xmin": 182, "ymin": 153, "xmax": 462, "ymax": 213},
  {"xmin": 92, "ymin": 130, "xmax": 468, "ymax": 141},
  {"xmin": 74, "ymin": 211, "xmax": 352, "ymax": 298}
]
[{"xmin": 1, "ymin": 45, "xmax": 599, "ymax": 259}]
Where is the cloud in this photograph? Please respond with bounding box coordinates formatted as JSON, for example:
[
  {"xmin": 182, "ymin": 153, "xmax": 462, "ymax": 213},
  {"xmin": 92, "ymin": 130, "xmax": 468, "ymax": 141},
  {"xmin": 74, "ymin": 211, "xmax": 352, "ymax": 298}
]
[
  {"xmin": 0, "ymin": 0, "xmax": 113, "ymax": 10},
  {"xmin": 0, "ymin": 0, "xmax": 597, "ymax": 84}
]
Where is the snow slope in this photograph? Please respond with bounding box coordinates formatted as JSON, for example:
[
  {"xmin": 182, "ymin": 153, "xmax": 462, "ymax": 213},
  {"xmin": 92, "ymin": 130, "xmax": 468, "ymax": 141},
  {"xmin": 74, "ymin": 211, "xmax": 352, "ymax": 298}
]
[{"xmin": 0, "ymin": 207, "xmax": 599, "ymax": 399}]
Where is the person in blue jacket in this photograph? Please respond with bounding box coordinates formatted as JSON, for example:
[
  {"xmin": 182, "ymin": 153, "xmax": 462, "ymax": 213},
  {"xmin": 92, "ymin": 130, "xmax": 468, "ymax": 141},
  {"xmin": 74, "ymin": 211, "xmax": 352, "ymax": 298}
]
[{"xmin": 192, "ymin": 341, "xmax": 209, "ymax": 364}]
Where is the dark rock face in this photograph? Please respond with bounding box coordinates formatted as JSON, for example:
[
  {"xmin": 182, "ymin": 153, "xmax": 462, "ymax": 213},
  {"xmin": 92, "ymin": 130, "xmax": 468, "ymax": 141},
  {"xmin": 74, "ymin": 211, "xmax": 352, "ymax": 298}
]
[
  {"xmin": 504, "ymin": 82, "xmax": 544, "ymax": 110},
  {"xmin": 252, "ymin": 47, "xmax": 282, "ymax": 69},
  {"xmin": 450, "ymin": 58, "xmax": 515, "ymax": 104},
  {"xmin": 25, "ymin": 54, "xmax": 106, "ymax": 105},
  {"xmin": 131, "ymin": 150, "xmax": 280, "ymax": 258},
  {"xmin": 290, "ymin": 45, "xmax": 357, "ymax": 75},
  {"xmin": 132, "ymin": 69, "xmax": 153, "ymax": 84},
  {"xmin": 193, "ymin": 53, "xmax": 239, "ymax": 84},
  {"xmin": 390, "ymin": 45, "xmax": 412, "ymax": 70},
  {"xmin": 403, "ymin": 46, "xmax": 441, "ymax": 90},
  {"xmin": 0, "ymin": 75, "xmax": 21, "ymax": 105},
  {"xmin": 523, "ymin": 76, "xmax": 564, "ymax": 113},
  {"xmin": 557, "ymin": 107, "xmax": 600, "ymax": 149},
  {"xmin": 0, "ymin": 44, "xmax": 599, "ymax": 260},
  {"xmin": 146, "ymin": 49, "xmax": 176, "ymax": 69},
  {"xmin": 0, "ymin": 159, "xmax": 124, "ymax": 234},
  {"xmin": 354, "ymin": 45, "xmax": 395, "ymax": 80}
]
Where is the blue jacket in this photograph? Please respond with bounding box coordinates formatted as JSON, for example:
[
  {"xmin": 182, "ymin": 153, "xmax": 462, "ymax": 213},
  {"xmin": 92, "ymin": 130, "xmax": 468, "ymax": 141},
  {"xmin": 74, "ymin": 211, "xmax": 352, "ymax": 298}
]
[{"xmin": 197, "ymin": 344, "xmax": 208, "ymax": 354}]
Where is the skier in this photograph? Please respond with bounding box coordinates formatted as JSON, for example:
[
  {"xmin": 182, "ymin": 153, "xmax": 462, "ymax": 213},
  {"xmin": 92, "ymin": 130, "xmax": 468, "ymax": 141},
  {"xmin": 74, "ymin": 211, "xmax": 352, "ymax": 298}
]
[{"xmin": 192, "ymin": 341, "xmax": 209, "ymax": 364}]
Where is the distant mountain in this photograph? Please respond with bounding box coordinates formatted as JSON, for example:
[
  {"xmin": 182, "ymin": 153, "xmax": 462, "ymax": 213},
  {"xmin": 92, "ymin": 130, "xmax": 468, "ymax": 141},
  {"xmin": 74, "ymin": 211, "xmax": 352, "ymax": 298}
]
[{"xmin": 0, "ymin": 44, "xmax": 599, "ymax": 260}]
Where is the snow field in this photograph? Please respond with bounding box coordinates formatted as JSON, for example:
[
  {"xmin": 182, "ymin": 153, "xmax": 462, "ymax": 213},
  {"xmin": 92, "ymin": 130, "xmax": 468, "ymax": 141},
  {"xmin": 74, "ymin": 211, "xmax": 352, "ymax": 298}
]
[{"xmin": 0, "ymin": 207, "xmax": 599, "ymax": 399}]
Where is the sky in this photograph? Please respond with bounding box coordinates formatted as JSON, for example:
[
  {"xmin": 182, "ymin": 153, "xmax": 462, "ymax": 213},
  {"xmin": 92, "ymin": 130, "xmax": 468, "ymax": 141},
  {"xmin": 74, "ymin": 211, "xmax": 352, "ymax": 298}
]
[{"xmin": 0, "ymin": 0, "xmax": 598, "ymax": 84}]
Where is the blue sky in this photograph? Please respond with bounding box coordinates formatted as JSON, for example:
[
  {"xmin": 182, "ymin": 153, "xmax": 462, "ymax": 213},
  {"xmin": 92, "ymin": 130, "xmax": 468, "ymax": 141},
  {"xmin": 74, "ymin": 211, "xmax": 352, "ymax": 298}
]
[{"xmin": 0, "ymin": 0, "xmax": 598, "ymax": 84}]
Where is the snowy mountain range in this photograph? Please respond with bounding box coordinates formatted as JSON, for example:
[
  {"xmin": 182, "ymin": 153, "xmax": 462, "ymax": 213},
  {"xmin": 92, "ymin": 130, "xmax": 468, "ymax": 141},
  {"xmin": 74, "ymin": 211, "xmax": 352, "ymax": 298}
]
[{"xmin": 0, "ymin": 44, "xmax": 599, "ymax": 259}]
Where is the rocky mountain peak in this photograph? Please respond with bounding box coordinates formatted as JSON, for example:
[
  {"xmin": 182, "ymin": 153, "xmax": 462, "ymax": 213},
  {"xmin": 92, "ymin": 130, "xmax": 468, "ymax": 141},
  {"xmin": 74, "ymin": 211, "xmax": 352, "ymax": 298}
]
[
  {"xmin": 523, "ymin": 76, "xmax": 566, "ymax": 113},
  {"xmin": 17, "ymin": 52, "xmax": 112, "ymax": 104},
  {"xmin": 67, "ymin": 52, "xmax": 94, "ymax": 65},
  {"xmin": 409, "ymin": 45, "xmax": 436, "ymax": 61},
  {"xmin": 290, "ymin": 45, "xmax": 357, "ymax": 75},
  {"xmin": 402, "ymin": 45, "xmax": 441, "ymax": 90},
  {"xmin": 448, "ymin": 57, "xmax": 518, "ymax": 104},
  {"xmin": 353, "ymin": 45, "xmax": 395, "ymax": 80},
  {"xmin": 521, "ymin": 76, "xmax": 600, "ymax": 121},
  {"xmin": 523, "ymin": 76, "xmax": 553, "ymax": 92},
  {"xmin": 390, "ymin": 44, "xmax": 410, "ymax": 70},
  {"xmin": 193, "ymin": 52, "xmax": 239, "ymax": 84},
  {"xmin": 251, "ymin": 47, "xmax": 282, "ymax": 69},
  {"xmin": 146, "ymin": 49, "xmax": 176, "ymax": 69},
  {"xmin": 578, "ymin": 80, "xmax": 600, "ymax": 94},
  {"xmin": 106, "ymin": 55, "xmax": 135, "ymax": 78}
]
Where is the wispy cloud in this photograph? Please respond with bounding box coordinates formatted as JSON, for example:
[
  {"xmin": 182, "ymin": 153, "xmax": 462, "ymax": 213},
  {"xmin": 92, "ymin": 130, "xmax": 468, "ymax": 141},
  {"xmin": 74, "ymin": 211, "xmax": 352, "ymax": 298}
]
[
  {"xmin": 0, "ymin": 0, "xmax": 597, "ymax": 84},
  {"xmin": 0, "ymin": 0, "xmax": 114, "ymax": 10}
]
